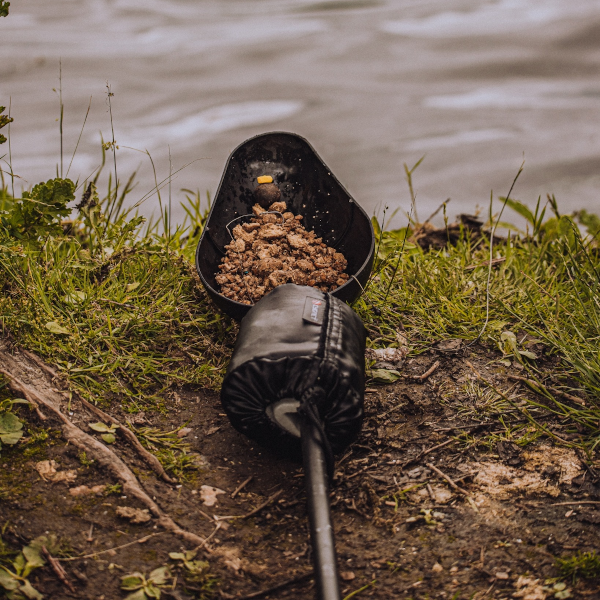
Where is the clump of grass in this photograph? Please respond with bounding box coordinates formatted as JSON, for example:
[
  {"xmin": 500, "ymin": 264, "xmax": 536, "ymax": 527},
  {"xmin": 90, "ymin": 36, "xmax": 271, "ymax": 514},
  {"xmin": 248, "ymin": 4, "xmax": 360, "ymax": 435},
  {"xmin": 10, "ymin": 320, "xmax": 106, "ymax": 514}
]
[
  {"xmin": 133, "ymin": 424, "xmax": 201, "ymax": 480},
  {"xmin": 1, "ymin": 142, "xmax": 599, "ymax": 453},
  {"xmin": 354, "ymin": 191, "xmax": 600, "ymax": 451},
  {"xmin": 0, "ymin": 166, "xmax": 235, "ymax": 414},
  {"xmin": 557, "ymin": 551, "xmax": 600, "ymax": 582}
]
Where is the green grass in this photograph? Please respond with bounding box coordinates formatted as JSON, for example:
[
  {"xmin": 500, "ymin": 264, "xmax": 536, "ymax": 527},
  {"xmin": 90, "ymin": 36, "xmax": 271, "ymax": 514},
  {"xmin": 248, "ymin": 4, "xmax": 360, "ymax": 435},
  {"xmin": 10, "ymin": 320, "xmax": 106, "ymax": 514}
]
[
  {"xmin": 355, "ymin": 199, "xmax": 600, "ymax": 451},
  {"xmin": 1, "ymin": 157, "xmax": 599, "ymax": 454},
  {"xmin": 0, "ymin": 170, "xmax": 235, "ymax": 412},
  {"xmin": 557, "ymin": 551, "xmax": 600, "ymax": 581}
]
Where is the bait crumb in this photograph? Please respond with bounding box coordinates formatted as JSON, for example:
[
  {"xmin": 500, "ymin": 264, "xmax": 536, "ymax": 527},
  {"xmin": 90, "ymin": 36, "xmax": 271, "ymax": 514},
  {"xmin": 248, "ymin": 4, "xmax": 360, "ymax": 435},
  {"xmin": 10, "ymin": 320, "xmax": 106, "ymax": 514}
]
[{"xmin": 216, "ymin": 201, "xmax": 349, "ymax": 304}]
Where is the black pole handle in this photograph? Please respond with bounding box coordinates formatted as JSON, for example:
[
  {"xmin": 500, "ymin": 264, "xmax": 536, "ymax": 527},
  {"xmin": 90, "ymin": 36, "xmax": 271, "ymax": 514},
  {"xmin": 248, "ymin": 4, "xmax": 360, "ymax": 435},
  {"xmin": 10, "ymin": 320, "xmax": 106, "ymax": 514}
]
[{"xmin": 301, "ymin": 417, "xmax": 341, "ymax": 600}]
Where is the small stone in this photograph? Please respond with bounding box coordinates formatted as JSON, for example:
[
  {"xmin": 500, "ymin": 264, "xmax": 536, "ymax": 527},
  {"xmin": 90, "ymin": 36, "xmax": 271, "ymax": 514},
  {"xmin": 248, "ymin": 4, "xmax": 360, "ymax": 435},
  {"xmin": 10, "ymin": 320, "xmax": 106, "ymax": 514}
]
[
  {"xmin": 432, "ymin": 562, "xmax": 444, "ymax": 573},
  {"xmin": 116, "ymin": 506, "xmax": 152, "ymax": 523}
]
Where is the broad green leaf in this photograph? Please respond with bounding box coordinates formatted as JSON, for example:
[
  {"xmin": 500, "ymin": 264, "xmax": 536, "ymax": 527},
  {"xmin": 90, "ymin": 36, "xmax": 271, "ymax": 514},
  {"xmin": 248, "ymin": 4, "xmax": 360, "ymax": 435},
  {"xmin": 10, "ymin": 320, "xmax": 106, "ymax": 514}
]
[
  {"xmin": 370, "ymin": 369, "xmax": 401, "ymax": 384},
  {"xmin": 148, "ymin": 565, "xmax": 170, "ymax": 585},
  {"xmin": 125, "ymin": 590, "xmax": 148, "ymax": 600},
  {"xmin": 45, "ymin": 321, "xmax": 70, "ymax": 335},
  {"xmin": 101, "ymin": 433, "xmax": 116, "ymax": 444},
  {"xmin": 145, "ymin": 583, "xmax": 161, "ymax": 598},
  {"xmin": 19, "ymin": 579, "xmax": 43, "ymax": 600},
  {"xmin": 21, "ymin": 546, "xmax": 45, "ymax": 578},
  {"xmin": 500, "ymin": 331, "xmax": 518, "ymax": 354},
  {"xmin": 168, "ymin": 552, "xmax": 185, "ymax": 560},
  {"xmin": 186, "ymin": 560, "xmax": 208, "ymax": 574},
  {"xmin": 126, "ymin": 282, "xmax": 140, "ymax": 292},
  {"xmin": 0, "ymin": 567, "xmax": 19, "ymax": 591},
  {"xmin": 519, "ymin": 350, "xmax": 538, "ymax": 360},
  {"xmin": 64, "ymin": 291, "xmax": 86, "ymax": 305},
  {"xmin": 121, "ymin": 573, "xmax": 145, "ymax": 590},
  {"xmin": 0, "ymin": 412, "xmax": 23, "ymax": 433},
  {"xmin": 0, "ymin": 431, "xmax": 23, "ymax": 445},
  {"xmin": 89, "ymin": 422, "xmax": 111, "ymax": 433},
  {"xmin": 12, "ymin": 553, "xmax": 25, "ymax": 575}
]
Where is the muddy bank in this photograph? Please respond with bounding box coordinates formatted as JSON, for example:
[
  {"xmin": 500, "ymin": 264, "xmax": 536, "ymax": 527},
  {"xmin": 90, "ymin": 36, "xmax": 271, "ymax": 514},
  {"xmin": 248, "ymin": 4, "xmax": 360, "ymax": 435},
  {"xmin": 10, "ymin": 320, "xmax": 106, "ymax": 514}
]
[{"xmin": 1, "ymin": 343, "xmax": 599, "ymax": 599}]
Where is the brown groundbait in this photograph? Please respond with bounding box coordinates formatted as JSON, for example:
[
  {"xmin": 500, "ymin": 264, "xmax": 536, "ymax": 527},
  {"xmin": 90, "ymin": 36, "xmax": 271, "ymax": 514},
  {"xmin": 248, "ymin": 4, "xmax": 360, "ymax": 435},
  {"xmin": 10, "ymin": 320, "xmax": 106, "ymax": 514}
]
[{"xmin": 216, "ymin": 200, "xmax": 350, "ymax": 304}]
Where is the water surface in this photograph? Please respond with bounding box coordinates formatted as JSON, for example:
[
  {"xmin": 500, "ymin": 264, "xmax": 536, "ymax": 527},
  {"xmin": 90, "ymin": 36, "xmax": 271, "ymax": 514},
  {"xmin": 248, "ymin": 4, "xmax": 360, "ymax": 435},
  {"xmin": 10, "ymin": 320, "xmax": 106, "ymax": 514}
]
[{"xmin": 2, "ymin": 0, "xmax": 600, "ymax": 226}]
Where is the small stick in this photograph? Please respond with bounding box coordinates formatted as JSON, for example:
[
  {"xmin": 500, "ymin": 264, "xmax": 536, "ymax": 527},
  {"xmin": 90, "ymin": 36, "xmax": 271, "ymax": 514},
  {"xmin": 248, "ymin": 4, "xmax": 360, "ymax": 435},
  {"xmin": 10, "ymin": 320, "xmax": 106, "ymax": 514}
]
[
  {"xmin": 231, "ymin": 572, "xmax": 313, "ymax": 600},
  {"xmin": 231, "ymin": 476, "xmax": 253, "ymax": 499},
  {"xmin": 216, "ymin": 490, "xmax": 283, "ymax": 521},
  {"xmin": 427, "ymin": 462, "xmax": 479, "ymax": 513},
  {"xmin": 86, "ymin": 524, "xmax": 94, "ymax": 542},
  {"xmin": 411, "ymin": 360, "xmax": 440, "ymax": 381},
  {"xmin": 427, "ymin": 463, "xmax": 470, "ymax": 496},
  {"xmin": 346, "ymin": 465, "xmax": 370, "ymax": 480},
  {"xmin": 195, "ymin": 522, "xmax": 222, "ymax": 550},
  {"xmin": 464, "ymin": 257, "xmax": 506, "ymax": 272},
  {"xmin": 551, "ymin": 501, "xmax": 600, "ymax": 506},
  {"xmin": 59, "ymin": 533, "xmax": 163, "ymax": 562},
  {"xmin": 42, "ymin": 546, "xmax": 76, "ymax": 592},
  {"xmin": 402, "ymin": 438, "xmax": 455, "ymax": 468},
  {"xmin": 426, "ymin": 483, "xmax": 435, "ymax": 501},
  {"xmin": 78, "ymin": 396, "xmax": 176, "ymax": 484}
]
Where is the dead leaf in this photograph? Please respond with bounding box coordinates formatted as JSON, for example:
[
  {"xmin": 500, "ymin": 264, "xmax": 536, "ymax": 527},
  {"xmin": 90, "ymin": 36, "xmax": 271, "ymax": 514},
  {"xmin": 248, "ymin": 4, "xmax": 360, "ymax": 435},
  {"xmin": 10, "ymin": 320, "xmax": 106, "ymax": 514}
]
[
  {"xmin": 116, "ymin": 506, "xmax": 152, "ymax": 523},
  {"xmin": 52, "ymin": 470, "xmax": 78, "ymax": 484},
  {"xmin": 213, "ymin": 547, "xmax": 242, "ymax": 572},
  {"xmin": 429, "ymin": 485, "xmax": 453, "ymax": 504},
  {"xmin": 513, "ymin": 576, "xmax": 548, "ymax": 600},
  {"xmin": 69, "ymin": 485, "xmax": 106, "ymax": 497},
  {"xmin": 496, "ymin": 440, "xmax": 523, "ymax": 466},
  {"xmin": 366, "ymin": 346, "xmax": 408, "ymax": 369},
  {"xmin": 34, "ymin": 460, "xmax": 77, "ymax": 484},
  {"xmin": 35, "ymin": 460, "xmax": 57, "ymax": 480},
  {"xmin": 200, "ymin": 485, "xmax": 225, "ymax": 507},
  {"xmin": 436, "ymin": 339, "xmax": 463, "ymax": 352},
  {"xmin": 177, "ymin": 427, "xmax": 193, "ymax": 438}
]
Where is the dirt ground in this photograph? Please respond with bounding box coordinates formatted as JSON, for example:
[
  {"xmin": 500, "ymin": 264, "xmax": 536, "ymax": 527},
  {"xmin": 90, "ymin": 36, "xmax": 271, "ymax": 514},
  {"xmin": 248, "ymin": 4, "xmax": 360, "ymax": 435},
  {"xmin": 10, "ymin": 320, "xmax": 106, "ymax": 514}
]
[{"xmin": 1, "ymin": 342, "xmax": 599, "ymax": 600}]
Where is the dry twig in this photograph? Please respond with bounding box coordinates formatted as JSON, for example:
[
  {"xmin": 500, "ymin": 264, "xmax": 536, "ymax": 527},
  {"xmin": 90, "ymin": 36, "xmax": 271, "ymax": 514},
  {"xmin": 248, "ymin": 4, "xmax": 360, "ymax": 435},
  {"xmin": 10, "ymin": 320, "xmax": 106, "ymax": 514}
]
[
  {"xmin": 0, "ymin": 344, "xmax": 207, "ymax": 548},
  {"xmin": 231, "ymin": 476, "xmax": 253, "ymax": 499},
  {"xmin": 59, "ymin": 533, "xmax": 163, "ymax": 562},
  {"xmin": 410, "ymin": 360, "xmax": 440, "ymax": 381},
  {"xmin": 226, "ymin": 572, "xmax": 312, "ymax": 600},
  {"xmin": 216, "ymin": 490, "xmax": 283, "ymax": 521},
  {"xmin": 42, "ymin": 546, "xmax": 76, "ymax": 592},
  {"xmin": 401, "ymin": 438, "xmax": 455, "ymax": 468},
  {"xmin": 78, "ymin": 396, "xmax": 176, "ymax": 484},
  {"xmin": 427, "ymin": 462, "xmax": 479, "ymax": 513}
]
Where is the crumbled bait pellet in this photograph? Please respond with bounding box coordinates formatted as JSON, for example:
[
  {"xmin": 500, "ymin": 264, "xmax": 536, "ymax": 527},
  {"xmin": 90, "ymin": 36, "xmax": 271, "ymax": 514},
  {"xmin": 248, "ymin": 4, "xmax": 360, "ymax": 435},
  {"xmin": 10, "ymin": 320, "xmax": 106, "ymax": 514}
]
[{"xmin": 216, "ymin": 200, "xmax": 349, "ymax": 305}]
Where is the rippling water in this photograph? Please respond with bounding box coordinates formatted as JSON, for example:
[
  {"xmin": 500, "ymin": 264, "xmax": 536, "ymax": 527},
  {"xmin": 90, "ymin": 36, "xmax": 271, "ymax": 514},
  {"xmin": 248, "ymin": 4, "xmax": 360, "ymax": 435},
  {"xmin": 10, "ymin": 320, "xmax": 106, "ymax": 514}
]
[{"xmin": 2, "ymin": 0, "xmax": 600, "ymax": 226}]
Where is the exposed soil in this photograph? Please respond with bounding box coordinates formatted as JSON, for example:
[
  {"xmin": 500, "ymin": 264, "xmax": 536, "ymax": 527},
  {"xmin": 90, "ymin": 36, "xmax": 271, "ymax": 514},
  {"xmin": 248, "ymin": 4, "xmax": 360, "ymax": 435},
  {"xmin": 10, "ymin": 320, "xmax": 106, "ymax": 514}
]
[{"xmin": 1, "ymin": 342, "xmax": 599, "ymax": 600}]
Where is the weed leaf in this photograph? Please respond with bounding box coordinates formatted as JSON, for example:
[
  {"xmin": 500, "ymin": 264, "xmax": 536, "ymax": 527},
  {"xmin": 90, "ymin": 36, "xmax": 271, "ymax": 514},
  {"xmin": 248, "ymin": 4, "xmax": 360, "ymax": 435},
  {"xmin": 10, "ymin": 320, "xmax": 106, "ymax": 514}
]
[{"xmin": 45, "ymin": 321, "xmax": 70, "ymax": 335}]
